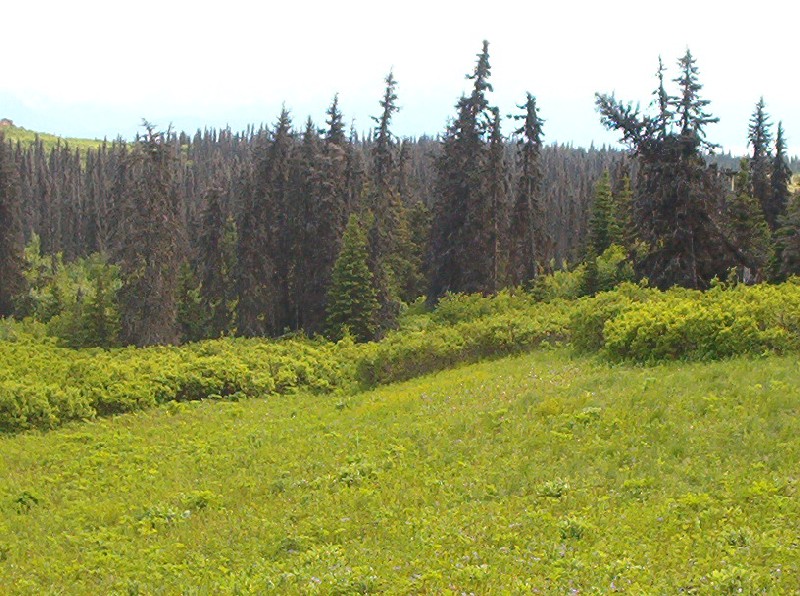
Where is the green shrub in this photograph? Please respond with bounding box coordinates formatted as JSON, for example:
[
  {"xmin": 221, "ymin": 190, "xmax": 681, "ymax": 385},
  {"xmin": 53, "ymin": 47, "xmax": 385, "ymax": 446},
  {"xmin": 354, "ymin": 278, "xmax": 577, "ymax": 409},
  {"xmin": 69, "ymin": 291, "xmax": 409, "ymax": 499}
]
[
  {"xmin": 357, "ymin": 303, "xmax": 570, "ymax": 387},
  {"xmin": 4, "ymin": 280, "xmax": 800, "ymax": 434},
  {"xmin": 602, "ymin": 284, "xmax": 800, "ymax": 362},
  {"xmin": 570, "ymin": 282, "xmax": 654, "ymax": 352},
  {"xmin": 0, "ymin": 382, "xmax": 94, "ymax": 432},
  {"xmin": 531, "ymin": 266, "xmax": 586, "ymax": 301}
]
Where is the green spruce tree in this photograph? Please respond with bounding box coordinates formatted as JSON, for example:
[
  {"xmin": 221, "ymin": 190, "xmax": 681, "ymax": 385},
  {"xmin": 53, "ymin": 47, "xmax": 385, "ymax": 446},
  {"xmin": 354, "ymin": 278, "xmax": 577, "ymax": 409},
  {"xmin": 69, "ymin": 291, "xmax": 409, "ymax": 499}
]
[
  {"xmin": 325, "ymin": 214, "xmax": 379, "ymax": 342},
  {"xmin": 769, "ymin": 122, "xmax": 792, "ymax": 231},
  {"xmin": 82, "ymin": 255, "xmax": 120, "ymax": 347},
  {"xmin": 508, "ymin": 92, "xmax": 546, "ymax": 287},
  {"xmin": 748, "ymin": 98, "xmax": 774, "ymax": 228},
  {"xmin": 775, "ymin": 188, "xmax": 800, "ymax": 278},
  {"xmin": 429, "ymin": 40, "xmax": 502, "ymax": 299},
  {"xmin": 588, "ymin": 170, "xmax": 614, "ymax": 256},
  {"xmin": 597, "ymin": 50, "xmax": 739, "ymax": 289},
  {"xmin": 114, "ymin": 123, "xmax": 184, "ymax": 346},
  {"xmin": 724, "ymin": 159, "xmax": 771, "ymax": 280}
]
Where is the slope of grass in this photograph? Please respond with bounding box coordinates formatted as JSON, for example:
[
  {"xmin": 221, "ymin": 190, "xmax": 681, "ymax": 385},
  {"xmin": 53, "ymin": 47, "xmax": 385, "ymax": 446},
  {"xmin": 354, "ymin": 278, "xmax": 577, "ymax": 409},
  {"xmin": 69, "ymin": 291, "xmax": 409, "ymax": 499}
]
[
  {"xmin": 0, "ymin": 124, "xmax": 107, "ymax": 152},
  {"xmin": 2, "ymin": 348, "xmax": 799, "ymax": 593}
]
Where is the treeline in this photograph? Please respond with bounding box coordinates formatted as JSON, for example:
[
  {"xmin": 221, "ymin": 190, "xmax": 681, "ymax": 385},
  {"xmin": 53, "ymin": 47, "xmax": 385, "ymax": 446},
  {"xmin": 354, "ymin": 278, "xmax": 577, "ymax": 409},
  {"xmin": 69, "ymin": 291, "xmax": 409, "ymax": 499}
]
[{"xmin": 0, "ymin": 42, "xmax": 797, "ymax": 347}]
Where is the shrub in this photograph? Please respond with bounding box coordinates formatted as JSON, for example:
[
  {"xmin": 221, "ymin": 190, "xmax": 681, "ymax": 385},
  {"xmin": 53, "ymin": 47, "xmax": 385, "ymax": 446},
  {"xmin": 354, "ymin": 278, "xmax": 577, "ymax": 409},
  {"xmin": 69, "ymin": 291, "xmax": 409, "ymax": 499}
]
[
  {"xmin": 602, "ymin": 284, "xmax": 800, "ymax": 362},
  {"xmin": 570, "ymin": 282, "xmax": 654, "ymax": 352}
]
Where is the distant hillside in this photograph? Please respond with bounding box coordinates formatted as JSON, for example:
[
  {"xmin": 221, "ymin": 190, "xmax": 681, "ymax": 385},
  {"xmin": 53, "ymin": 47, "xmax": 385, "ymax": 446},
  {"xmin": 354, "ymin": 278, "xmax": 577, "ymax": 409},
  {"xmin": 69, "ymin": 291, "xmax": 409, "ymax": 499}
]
[{"xmin": 0, "ymin": 121, "xmax": 106, "ymax": 152}]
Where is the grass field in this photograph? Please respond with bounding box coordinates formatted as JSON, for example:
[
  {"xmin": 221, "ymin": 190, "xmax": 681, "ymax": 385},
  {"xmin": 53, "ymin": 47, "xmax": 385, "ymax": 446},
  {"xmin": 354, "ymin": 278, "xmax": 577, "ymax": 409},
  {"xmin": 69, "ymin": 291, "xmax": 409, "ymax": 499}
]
[
  {"xmin": 0, "ymin": 124, "xmax": 107, "ymax": 152},
  {"xmin": 2, "ymin": 348, "xmax": 799, "ymax": 593}
]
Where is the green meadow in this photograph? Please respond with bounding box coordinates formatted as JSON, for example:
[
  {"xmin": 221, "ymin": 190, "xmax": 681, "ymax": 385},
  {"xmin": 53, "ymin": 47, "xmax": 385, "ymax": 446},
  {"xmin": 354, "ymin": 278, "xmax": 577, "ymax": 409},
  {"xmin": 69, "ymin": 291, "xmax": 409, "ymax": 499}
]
[
  {"xmin": 2, "ymin": 348, "xmax": 800, "ymax": 593},
  {"xmin": 3, "ymin": 283, "xmax": 800, "ymax": 592}
]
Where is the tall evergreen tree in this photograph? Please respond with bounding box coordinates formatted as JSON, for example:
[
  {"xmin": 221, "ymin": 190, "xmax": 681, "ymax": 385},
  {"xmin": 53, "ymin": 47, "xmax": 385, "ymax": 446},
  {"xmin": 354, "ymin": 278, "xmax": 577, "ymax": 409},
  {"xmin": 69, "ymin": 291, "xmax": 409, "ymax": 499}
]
[
  {"xmin": 769, "ymin": 121, "xmax": 792, "ymax": 231},
  {"xmin": 83, "ymin": 255, "xmax": 120, "ymax": 347},
  {"xmin": 588, "ymin": 170, "xmax": 614, "ymax": 256},
  {"xmin": 235, "ymin": 141, "xmax": 270, "ymax": 337},
  {"xmin": 0, "ymin": 133, "xmax": 25, "ymax": 316},
  {"xmin": 611, "ymin": 173, "xmax": 636, "ymax": 251},
  {"xmin": 596, "ymin": 50, "xmax": 740, "ymax": 289},
  {"xmin": 724, "ymin": 159, "xmax": 771, "ymax": 280},
  {"xmin": 325, "ymin": 94, "xmax": 347, "ymax": 146},
  {"xmin": 236, "ymin": 109, "xmax": 293, "ymax": 336},
  {"xmin": 508, "ymin": 92, "xmax": 546, "ymax": 286},
  {"xmin": 776, "ymin": 191, "xmax": 800, "ymax": 278},
  {"xmin": 484, "ymin": 107, "xmax": 507, "ymax": 291},
  {"xmin": 652, "ymin": 56, "xmax": 673, "ymax": 137},
  {"xmin": 198, "ymin": 184, "xmax": 234, "ymax": 337},
  {"xmin": 294, "ymin": 97, "xmax": 350, "ymax": 333},
  {"xmin": 325, "ymin": 214, "xmax": 378, "ymax": 342},
  {"xmin": 429, "ymin": 40, "xmax": 500, "ymax": 299},
  {"xmin": 367, "ymin": 71, "xmax": 405, "ymax": 331},
  {"xmin": 673, "ymin": 50, "xmax": 718, "ymax": 148},
  {"xmin": 748, "ymin": 98, "xmax": 774, "ymax": 227},
  {"xmin": 114, "ymin": 124, "xmax": 184, "ymax": 346},
  {"xmin": 396, "ymin": 199, "xmax": 431, "ymax": 302}
]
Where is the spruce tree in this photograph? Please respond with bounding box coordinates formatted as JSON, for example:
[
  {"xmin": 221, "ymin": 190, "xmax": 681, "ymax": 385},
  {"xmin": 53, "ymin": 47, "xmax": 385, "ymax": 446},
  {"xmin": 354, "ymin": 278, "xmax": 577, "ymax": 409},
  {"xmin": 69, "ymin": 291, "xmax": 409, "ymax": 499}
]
[
  {"xmin": 325, "ymin": 214, "xmax": 378, "ymax": 342},
  {"xmin": 652, "ymin": 56, "xmax": 673, "ymax": 137},
  {"xmin": 237, "ymin": 109, "xmax": 293, "ymax": 336},
  {"xmin": 483, "ymin": 107, "xmax": 507, "ymax": 292},
  {"xmin": 673, "ymin": 50, "xmax": 718, "ymax": 149},
  {"xmin": 429, "ymin": 40, "xmax": 501, "ymax": 299},
  {"xmin": 396, "ymin": 199, "xmax": 431, "ymax": 302},
  {"xmin": 776, "ymin": 191, "xmax": 800, "ymax": 278},
  {"xmin": 176, "ymin": 261, "xmax": 207, "ymax": 343},
  {"xmin": 581, "ymin": 246, "xmax": 600, "ymax": 297},
  {"xmin": 596, "ymin": 50, "xmax": 740, "ymax": 289},
  {"xmin": 293, "ymin": 97, "xmax": 349, "ymax": 334},
  {"xmin": 83, "ymin": 255, "xmax": 120, "ymax": 347},
  {"xmin": 0, "ymin": 132, "xmax": 25, "ymax": 316},
  {"xmin": 769, "ymin": 122, "xmax": 792, "ymax": 231},
  {"xmin": 198, "ymin": 184, "xmax": 234, "ymax": 337},
  {"xmin": 748, "ymin": 98, "xmax": 774, "ymax": 227},
  {"xmin": 724, "ymin": 159, "xmax": 771, "ymax": 280},
  {"xmin": 508, "ymin": 92, "xmax": 546, "ymax": 286},
  {"xmin": 114, "ymin": 123, "xmax": 183, "ymax": 346},
  {"xmin": 325, "ymin": 94, "xmax": 347, "ymax": 146},
  {"xmin": 588, "ymin": 170, "xmax": 614, "ymax": 256},
  {"xmin": 611, "ymin": 174, "xmax": 636, "ymax": 251},
  {"xmin": 367, "ymin": 71, "xmax": 404, "ymax": 331}
]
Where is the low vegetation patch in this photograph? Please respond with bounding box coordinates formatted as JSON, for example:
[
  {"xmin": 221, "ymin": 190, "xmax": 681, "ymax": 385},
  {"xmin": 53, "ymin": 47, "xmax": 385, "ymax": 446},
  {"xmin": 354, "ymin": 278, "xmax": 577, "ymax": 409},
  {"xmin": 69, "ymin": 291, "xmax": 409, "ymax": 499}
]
[
  {"xmin": 2, "ymin": 350, "xmax": 799, "ymax": 592},
  {"xmin": 3, "ymin": 280, "xmax": 800, "ymax": 432},
  {"xmin": 572, "ymin": 280, "xmax": 800, "ymax": 362}
]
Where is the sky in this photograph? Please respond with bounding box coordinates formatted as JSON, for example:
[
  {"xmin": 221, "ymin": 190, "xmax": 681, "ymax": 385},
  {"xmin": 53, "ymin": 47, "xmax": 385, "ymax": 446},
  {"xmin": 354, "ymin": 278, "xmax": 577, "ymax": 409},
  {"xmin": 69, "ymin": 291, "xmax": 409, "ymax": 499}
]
[{"xmin": 2, "ymin": 0, "xmax": 798, "ymax": 155}]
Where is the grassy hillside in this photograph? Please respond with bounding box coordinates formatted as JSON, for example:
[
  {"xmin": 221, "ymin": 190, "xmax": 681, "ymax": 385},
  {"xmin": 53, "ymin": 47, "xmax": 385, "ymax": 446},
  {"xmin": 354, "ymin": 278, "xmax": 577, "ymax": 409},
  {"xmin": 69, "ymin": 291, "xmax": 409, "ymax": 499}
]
[
  {"xmin": 0, "ymin": 124, "xmax": 107, "ymax": 152},
  {"xmin": 2, "ymin": 348, "xmax": 799, "ymax": 593}
]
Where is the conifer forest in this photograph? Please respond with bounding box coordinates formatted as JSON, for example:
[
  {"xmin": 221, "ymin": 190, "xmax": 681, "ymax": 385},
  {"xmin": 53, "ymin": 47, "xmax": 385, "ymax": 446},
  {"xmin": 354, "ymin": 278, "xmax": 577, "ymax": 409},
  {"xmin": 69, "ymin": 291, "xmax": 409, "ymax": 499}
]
[{"xmin": 1, "ymin": 42, "xmax": 795, "ymax": 348}]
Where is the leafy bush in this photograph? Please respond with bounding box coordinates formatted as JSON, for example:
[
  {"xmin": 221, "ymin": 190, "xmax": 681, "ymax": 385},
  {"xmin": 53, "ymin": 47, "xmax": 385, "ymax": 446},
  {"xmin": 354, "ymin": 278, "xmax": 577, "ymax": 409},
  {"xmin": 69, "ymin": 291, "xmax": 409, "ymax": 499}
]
[
  {"xmin": 531, "ymin": 245, "xmax": 635, "ymax": 302},
  {"xmin": 0, "ymin": 336, "xmax": 345, "ymax": 432},
  {"xmin": 603, "ymin": 283, "xmax": 800, "ymax": 362},
  {"xmin": 430, "ymin": 289, "xmax": 537, "ymax": 325},
  {"xmin": 4, "ymin": 279, "xmax": 800, "ymax": 433},
  {"xmin": 570, "ymin": 282, "xmax": 655, "ymax": 352},
  {"xmin": 531, "ymin": 266, "xmax": 586, "ymax": 301},
  {"xmin": 357, "ymin": 303, "xmax": 570, "ymax": 386}
]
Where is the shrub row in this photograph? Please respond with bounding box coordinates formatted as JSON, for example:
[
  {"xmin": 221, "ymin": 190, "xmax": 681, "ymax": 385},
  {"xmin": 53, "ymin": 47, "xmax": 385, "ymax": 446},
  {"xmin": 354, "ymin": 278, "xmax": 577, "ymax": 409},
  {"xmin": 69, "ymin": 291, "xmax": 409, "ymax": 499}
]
[
  {"xmin": 3, "ymin": 280, "xmax": 800, "ymax": 433},
  {"xmin": 0, "ymin": 338, "xmax": 343, "ymax": 432},
  {"xmin": 571, "ymin": 280, "xmax": 800, "ymax": 362},
  {"xmin": 357, "ymin": 303, "xmax": 571, "ymax": 386}
]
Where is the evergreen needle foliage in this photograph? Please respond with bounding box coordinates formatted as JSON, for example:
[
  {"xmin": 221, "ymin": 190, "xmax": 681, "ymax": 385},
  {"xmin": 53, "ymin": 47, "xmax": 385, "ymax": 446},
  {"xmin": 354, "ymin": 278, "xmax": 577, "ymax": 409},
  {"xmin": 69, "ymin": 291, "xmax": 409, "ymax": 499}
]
[{"xmin": 325, "ymin": 214, "xmax": 379, "ymax": 342}]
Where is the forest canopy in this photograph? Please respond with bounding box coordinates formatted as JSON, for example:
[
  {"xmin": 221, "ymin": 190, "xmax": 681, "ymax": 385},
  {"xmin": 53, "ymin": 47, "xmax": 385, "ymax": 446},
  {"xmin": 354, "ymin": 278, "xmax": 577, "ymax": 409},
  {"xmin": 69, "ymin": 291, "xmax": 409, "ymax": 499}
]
[{"xmin": 0, "ymin": 43, "xmax": 797, "ymax": 347}]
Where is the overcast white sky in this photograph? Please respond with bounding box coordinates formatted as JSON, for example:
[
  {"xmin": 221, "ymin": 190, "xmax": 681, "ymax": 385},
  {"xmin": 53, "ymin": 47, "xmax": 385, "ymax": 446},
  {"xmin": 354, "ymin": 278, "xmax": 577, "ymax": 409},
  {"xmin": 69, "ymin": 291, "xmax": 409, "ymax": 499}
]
[{"xmin": 2, "ymin": 0, "xmax": 797, "ymax": 154}]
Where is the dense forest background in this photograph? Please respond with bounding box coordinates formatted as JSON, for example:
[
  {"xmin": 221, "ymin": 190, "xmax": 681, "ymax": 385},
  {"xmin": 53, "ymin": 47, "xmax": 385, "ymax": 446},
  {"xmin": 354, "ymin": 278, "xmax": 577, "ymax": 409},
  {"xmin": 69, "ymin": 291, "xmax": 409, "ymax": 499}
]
[{"xmin": 1, "ymin": 43, "xmax": 798, "ymax": 347}]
